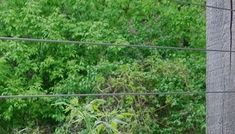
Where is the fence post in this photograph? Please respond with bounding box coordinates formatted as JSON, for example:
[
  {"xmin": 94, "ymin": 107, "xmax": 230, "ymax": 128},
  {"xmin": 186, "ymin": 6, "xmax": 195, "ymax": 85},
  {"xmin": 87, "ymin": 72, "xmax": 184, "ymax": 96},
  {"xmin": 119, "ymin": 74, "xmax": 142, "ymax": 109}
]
[{"xmin": 207, "ymin": 0, "xmax": 235, "ymax": 133}]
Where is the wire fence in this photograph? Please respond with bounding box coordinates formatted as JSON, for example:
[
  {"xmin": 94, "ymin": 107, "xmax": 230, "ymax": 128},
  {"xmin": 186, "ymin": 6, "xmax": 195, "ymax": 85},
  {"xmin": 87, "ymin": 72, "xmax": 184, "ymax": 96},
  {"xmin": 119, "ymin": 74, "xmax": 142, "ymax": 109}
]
[
  {"xmin": 0, "ymin": 36, "xmax": 233, "ymax": 53},
  {"xmin": 177, "ymin": 1, "xmax": 235, "ymax": 12},
  {"xmin": 1, "ymin": 91, "xmax": 235, "ymax": 99},
  {"xmin": 0, "ymin": 36, "xmax": 235, "ymax": 53},
  {"xmin": 0, "ymin": 1, "xmax": 232, "ymax": 99}
]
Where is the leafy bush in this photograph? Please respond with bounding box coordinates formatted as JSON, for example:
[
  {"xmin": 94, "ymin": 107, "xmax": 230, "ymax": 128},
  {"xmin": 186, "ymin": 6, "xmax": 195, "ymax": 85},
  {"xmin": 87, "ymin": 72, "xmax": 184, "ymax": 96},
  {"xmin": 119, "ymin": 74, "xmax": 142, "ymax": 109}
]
[{"xmin": 0, "ymin": 0, "xmax": 206, "ymax": 133}]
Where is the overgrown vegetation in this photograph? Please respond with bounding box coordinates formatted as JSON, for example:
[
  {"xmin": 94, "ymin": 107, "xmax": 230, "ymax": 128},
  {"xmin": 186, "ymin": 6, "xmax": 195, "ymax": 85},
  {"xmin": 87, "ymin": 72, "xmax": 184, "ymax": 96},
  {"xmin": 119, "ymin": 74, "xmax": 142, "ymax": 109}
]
[{"xmin": 0, "ymin": 0, "xmax": 206, "ymax": 133}]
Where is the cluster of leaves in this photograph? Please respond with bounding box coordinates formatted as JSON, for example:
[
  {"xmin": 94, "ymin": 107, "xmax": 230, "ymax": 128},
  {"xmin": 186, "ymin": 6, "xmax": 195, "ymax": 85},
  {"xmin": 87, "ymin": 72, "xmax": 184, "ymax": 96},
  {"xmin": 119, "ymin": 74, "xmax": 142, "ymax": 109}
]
[{"xmin": 0, "ymin": 0, "xmax": 206, "ymax": 133}]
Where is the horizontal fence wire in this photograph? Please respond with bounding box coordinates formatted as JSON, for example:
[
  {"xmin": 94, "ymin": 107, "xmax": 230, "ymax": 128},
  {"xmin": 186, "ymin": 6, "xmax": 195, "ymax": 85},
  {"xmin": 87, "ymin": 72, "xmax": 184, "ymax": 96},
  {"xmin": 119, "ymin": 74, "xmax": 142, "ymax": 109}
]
[
  {"xmin": 177, "ymin": 1, "xmax": 235, "ymax": 12},
  {"xmin": 0, "ymin": 37, "xmax": 234, "ymax": 53},
  {"xmin": 1, "ymin": 91, "xmax": 235, "ymax": 99}
]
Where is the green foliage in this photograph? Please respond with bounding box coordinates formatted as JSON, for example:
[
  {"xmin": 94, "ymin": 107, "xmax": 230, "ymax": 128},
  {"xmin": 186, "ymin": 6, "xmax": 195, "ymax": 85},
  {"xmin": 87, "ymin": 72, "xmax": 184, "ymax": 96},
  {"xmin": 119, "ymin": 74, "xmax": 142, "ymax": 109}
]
[
  {"xmin": 54, "ymin": 98, "xmax": 133, "ymax": 134},
  {"xmin": 0, "ymin": 0, "xmax": 206, "ymax": 133}
]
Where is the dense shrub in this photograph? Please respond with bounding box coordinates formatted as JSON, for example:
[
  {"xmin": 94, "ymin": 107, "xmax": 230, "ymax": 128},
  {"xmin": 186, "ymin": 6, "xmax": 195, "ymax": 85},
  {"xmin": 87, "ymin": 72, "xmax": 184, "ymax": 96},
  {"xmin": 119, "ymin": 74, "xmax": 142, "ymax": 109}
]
[{"xmin": 0, "ymin": 0, "xmax": 205, "ymax": 133}]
